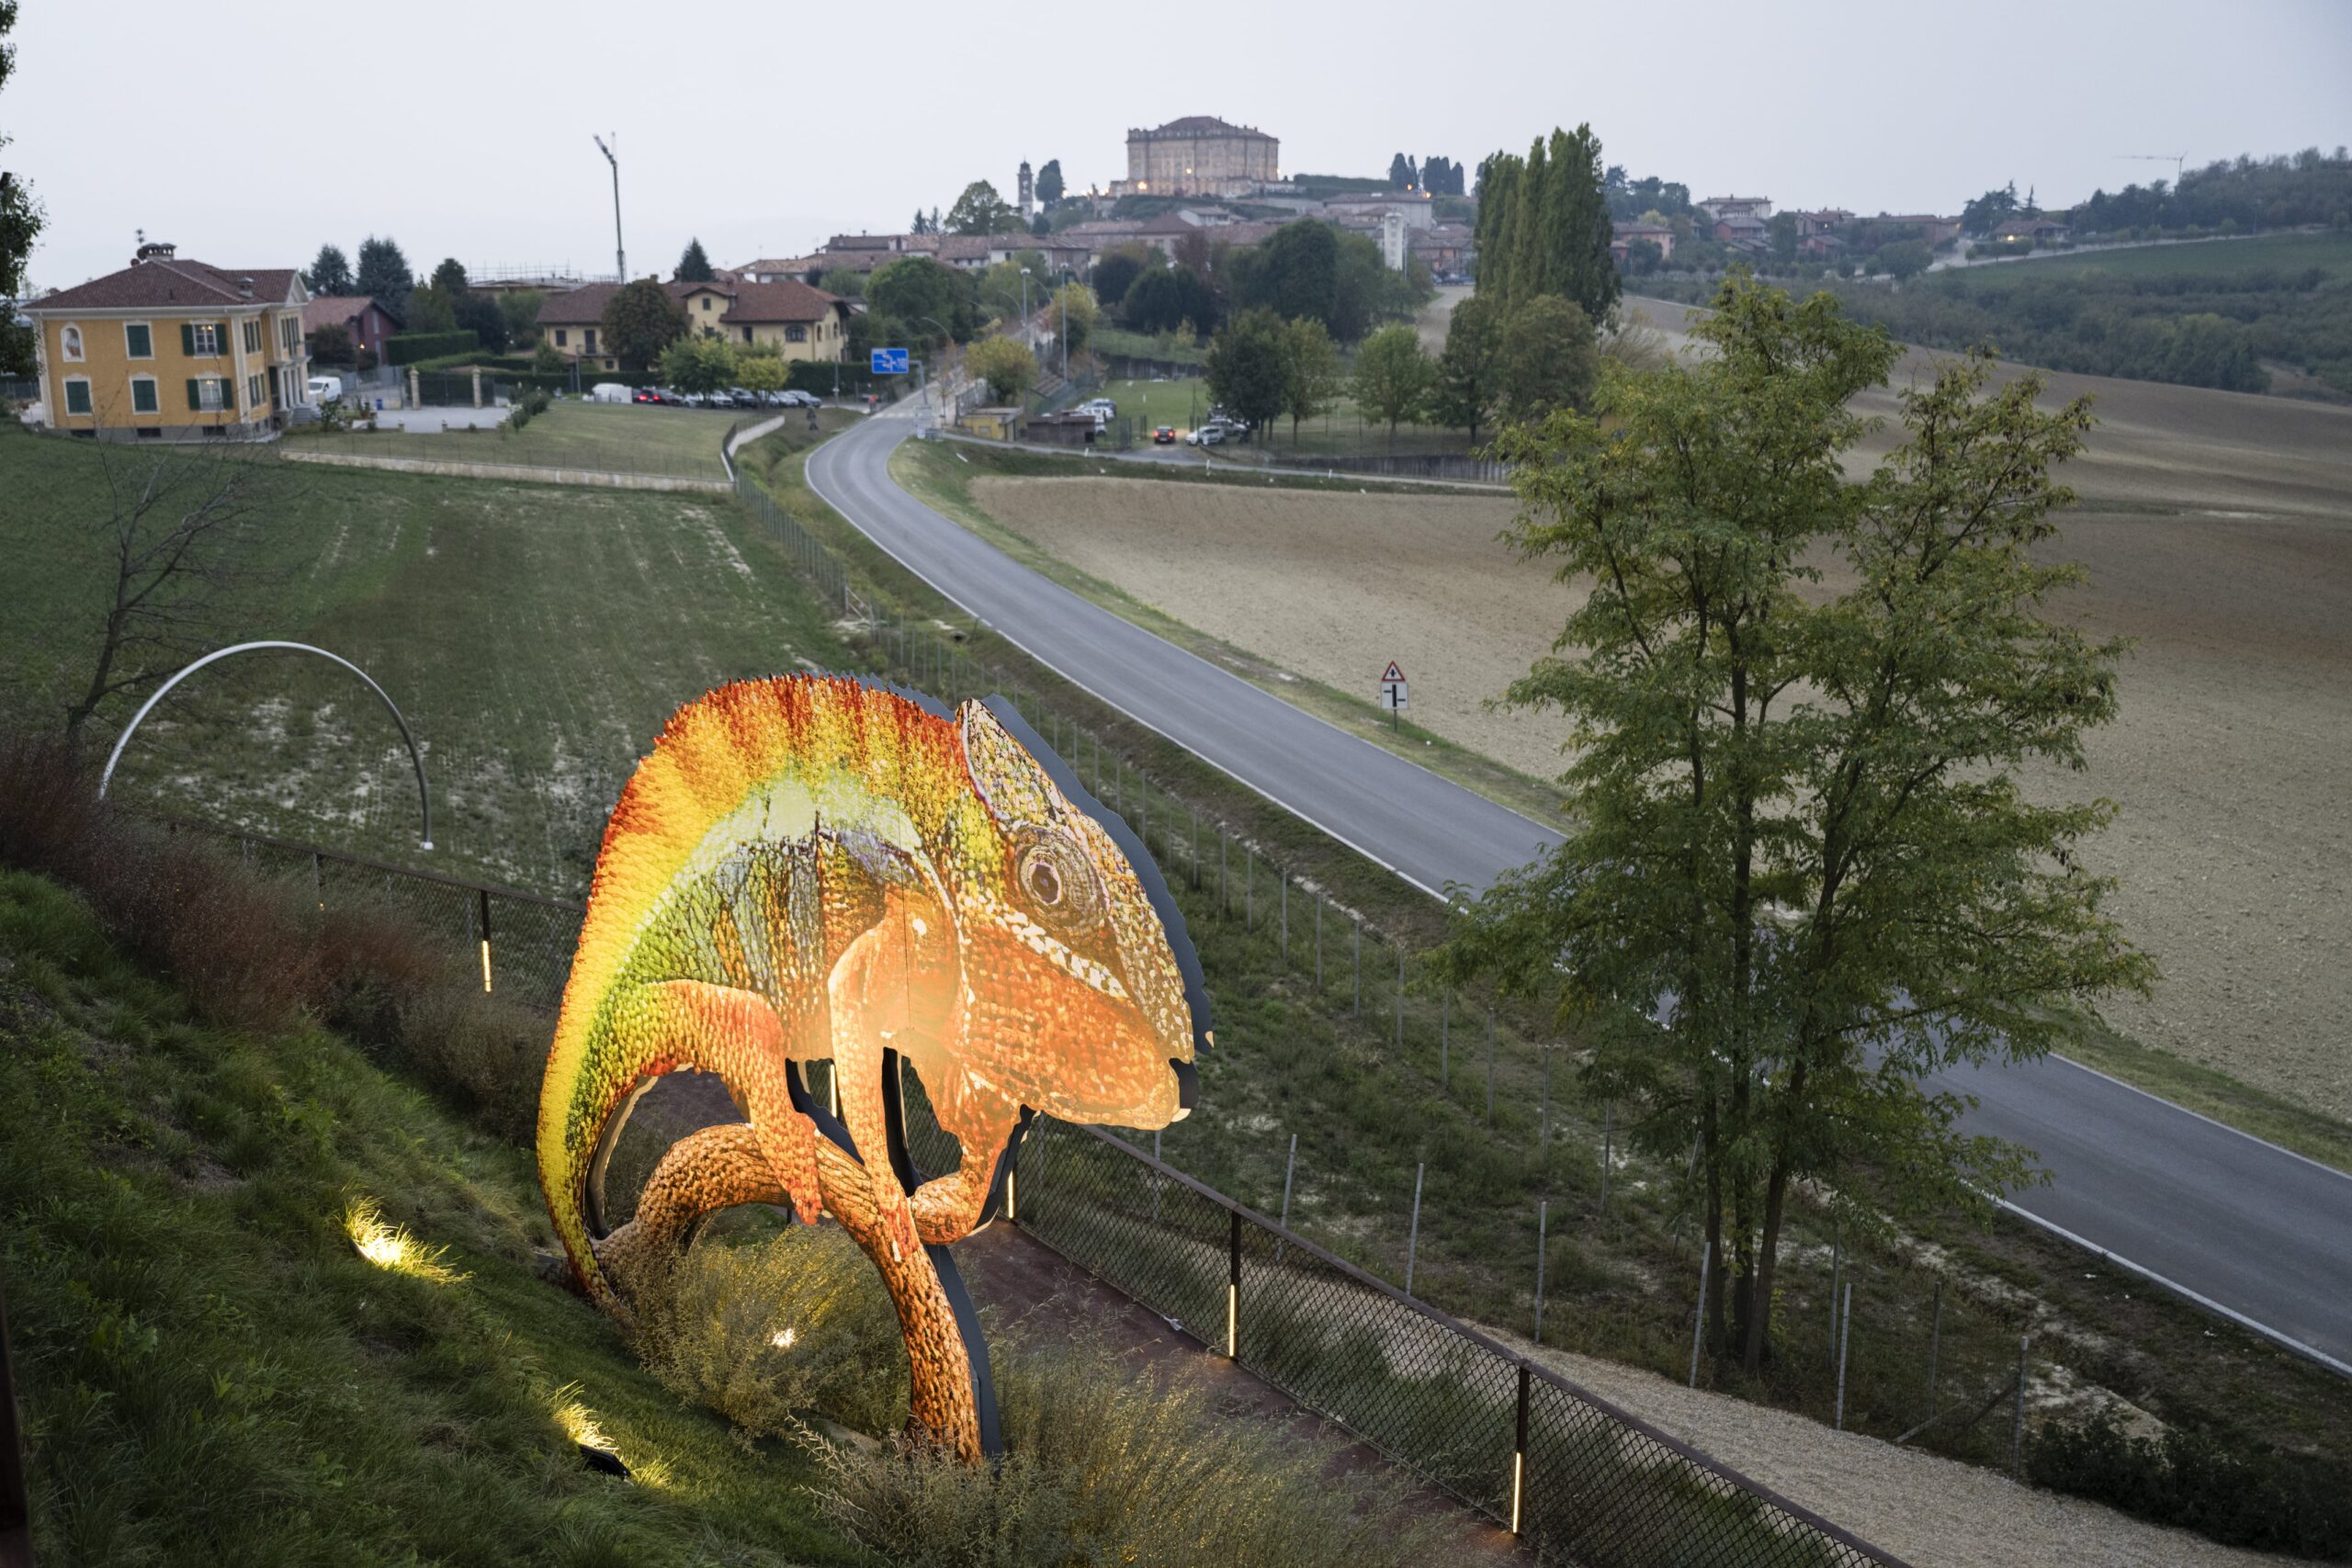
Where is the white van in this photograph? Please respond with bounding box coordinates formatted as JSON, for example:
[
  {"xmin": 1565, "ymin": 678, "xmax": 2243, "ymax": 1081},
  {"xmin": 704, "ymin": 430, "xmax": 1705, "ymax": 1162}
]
[
  {"xmin": 306, "ymin": 375, "xmax": 345, "ymax": 404},
  {"xmin": 589, "ymin": 382, "xmax": 632, "ymax": 403}
]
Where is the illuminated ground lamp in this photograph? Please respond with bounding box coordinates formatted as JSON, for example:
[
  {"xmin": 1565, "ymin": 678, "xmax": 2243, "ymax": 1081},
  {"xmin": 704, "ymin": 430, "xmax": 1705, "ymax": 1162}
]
[{"xmin": 536, "ymin": 675, "xmax": 1210, "ymax": 1463}]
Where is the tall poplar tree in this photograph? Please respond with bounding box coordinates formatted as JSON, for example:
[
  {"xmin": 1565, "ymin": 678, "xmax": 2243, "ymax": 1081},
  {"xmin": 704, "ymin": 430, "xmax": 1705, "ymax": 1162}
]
[
  {"xmin": 1541, "ymin": 124, "xmax": 1619, "ymax": 323},
  {"xmin": 1506, "ymin": 137, "xmax": 1551, "ymax": 312},
  {"xmin": 1474, "ymin": 153, "xmax": 1520, "ymax": 310}
]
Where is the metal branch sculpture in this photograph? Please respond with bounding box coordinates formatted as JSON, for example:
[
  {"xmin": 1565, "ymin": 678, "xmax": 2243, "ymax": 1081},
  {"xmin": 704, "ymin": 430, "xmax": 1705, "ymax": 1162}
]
[{"xmin": 537, "ymin": 675, "xmax": 1209, "ymax": 1461}]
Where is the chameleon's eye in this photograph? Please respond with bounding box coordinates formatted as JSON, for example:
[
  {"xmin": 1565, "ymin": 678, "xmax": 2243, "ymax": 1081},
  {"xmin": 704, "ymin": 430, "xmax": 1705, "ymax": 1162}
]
[{"xmin": 1013, "ymin": 834, "xmax": 1102, "ymax": 931}]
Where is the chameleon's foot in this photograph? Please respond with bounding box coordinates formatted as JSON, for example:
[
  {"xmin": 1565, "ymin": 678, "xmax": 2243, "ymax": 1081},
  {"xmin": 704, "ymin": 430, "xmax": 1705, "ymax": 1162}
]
[{"xmin": 594, "ymin": 1122, "xmax": 782, "ymax": 1308}]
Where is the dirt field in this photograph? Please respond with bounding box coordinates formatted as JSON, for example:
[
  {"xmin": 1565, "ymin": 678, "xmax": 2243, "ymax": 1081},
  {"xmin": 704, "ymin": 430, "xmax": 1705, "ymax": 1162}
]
[{"xmin": 968, "ymin": 342, "xmax": 2352, "ymax": 1118}]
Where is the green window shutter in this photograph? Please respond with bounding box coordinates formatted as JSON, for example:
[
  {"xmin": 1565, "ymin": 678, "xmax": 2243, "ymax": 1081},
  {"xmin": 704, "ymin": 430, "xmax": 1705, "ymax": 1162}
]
[
  {"xmin": 219, "ymin": 323, "xmax": 231, "ymax": 356},
  {"xmin": 65, "ymin": 381, "xmax": 90, "ymax": 415},
  {"xmin": 181, "ymin": 323, "xmax": 196, "ymax": 355},
  {"xmin": 187, "ymin": 378, "xmax": 201, "ymax": 410}
]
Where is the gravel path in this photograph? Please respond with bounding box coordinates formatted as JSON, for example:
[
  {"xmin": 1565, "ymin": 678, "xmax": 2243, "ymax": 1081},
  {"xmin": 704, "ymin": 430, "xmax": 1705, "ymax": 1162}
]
[{"xmin": 1493, "ymin": 1329, "xmax": 2316, "ymax": 1568}]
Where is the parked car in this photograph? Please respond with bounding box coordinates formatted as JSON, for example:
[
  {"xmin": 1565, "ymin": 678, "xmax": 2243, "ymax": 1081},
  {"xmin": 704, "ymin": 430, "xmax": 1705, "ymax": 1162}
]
[
  {"xmin": 588, "ymin": 382, "xmax": 631, "ymax": 403},
  {"xmin": 1079, "ymin": 398, "xmax": 1115, "ymax": 417},
  {"xmin": 1184, "ymin": 424, "xmax": 1226, "ymax": 446},
  {"xmin": 705, "ymin": 390, "xmax": 735, "ymax": 408},
  {"xmin": 305, "ymin": 374, "xmax": 344, "ymax": 404},
  {"xmin": 1152, "ymin": 424, "xmax": 1176, "ymax": 445},
  {"xmin": 779, "ymin": 389, "xmax": 820, "ymax": 408}
]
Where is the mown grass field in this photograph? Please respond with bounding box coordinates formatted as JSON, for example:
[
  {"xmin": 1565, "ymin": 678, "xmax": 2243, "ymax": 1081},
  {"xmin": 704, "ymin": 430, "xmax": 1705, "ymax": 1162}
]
[
  {"xmin": 296, "ymin": 399, "xmax": 739, "ymax": 479},
  {"xmin": 0, "ymin": 870, "xmax": 863, "ymax": 1565},
  {"xmin": 0, "ymin": 418, "xmax": 858, "ymax": 895}
]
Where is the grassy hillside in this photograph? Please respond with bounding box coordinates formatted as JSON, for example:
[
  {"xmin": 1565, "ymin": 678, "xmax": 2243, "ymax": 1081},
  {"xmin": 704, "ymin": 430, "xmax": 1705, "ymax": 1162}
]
[
  {"xmin": 0, "ymin": 868, "xmax": 861, "ymax": 1566},
  {"xmin": 293, "ymin": 400, "xmax": 740, "ymax": 479},
  {"xmin": 0, "ymin": 420, "xmax": 856, "ymax": 896}
]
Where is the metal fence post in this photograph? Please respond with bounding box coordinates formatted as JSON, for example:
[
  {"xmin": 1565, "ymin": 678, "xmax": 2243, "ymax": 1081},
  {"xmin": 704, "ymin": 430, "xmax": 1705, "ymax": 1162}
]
[
  {"xmin": 477, "ymin": 887, "xmax": 493, "ymax": 994},
  {"xmin": 1404, "ymin": 1162, "xmax": 1425, "ymax": 1295},
  {"xmin": 1600, "ymin": 1102, "xmax": 1613, "ymax": 1215},
  {"xmin": 1689, "ymin": 1240, "xmax": 1713, "ymax": 1388},
  {"xmin": 1440, "ymin": 988, "xmax": 1451, "ymax": 1087},
  {"xmin": 1151, "ymin": 1128, "xmax": 1162, "ymax": 1224},
  {"xmin": 2012, "ymin": 1336, "xmax": 2030, "ymax": 1474},
  {"xmin": 1835, "ymin": 1282, "xmax": 1852, "ymax": 1430},
  {"xmin": 1246, "ymin": 845, "xmax": 1254, "ymax": 928},
  {"xmin": 1829, "ymin": 1235, "xmax": 1842, "ymax": 1368},
  {"xmin": 1533, "ymin": 1199, "xmax": 1548, "ymax": 1344},
  {"xmin": 1486, "ymin": 1009, "xmax": 1498, "ymax": 1122},
  {"xmin": 1275, "ymin": 1133, "xmax": 1297, "ymax": 1265},
  {"xmin": 1227, "ymin": 1208, "xmax": 1242, "ymax": 1359},
  {"xmin": 1511, "ymin": 1363, "xmax": 1531, "ymax": 1535},
  {"xmin": 1280, "ymin": 873, "xmax": 1287, "ymax": 961}
]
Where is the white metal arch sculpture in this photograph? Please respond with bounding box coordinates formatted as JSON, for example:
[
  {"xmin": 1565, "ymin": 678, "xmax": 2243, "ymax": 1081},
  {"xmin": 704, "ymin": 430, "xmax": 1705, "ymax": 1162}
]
[{"xmin": 96, "ymin": 640, "xmax": 434, "ymax": 850}]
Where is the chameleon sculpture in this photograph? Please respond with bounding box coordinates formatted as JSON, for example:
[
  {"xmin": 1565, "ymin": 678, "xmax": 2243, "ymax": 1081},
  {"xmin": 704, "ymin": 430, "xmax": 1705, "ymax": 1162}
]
[{"xmin": 537, "ymin": 673, "xmax": 1208, "ymax": 1461}]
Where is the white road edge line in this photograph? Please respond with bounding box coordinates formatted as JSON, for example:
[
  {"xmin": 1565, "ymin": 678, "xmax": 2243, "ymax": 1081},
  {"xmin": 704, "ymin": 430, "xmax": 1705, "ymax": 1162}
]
[
  {"xmin": 1994, "ymin": 1198, "xmax": 2352, "ymax": 1379},
  {"xmin": 805, "ymin": 423, "xmax": 1555, "ymax": 904},
  {"xmin": 2044, "ymin": 1053, "xmax": 2352, "ymax": 1184},
  {"xmin": 807, "ymin": 416, "xmax": 2352, "ymax": 1384}
]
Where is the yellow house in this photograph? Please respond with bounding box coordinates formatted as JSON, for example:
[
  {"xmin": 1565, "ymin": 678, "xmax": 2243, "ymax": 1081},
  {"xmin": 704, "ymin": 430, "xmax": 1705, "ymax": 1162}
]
[
  {"xmin": 24, "ymin": 242, "xmax": 312, "ymax": 438},
  {"xmin": 536, "ymin": 278, "xmax": 853, "ymax": 373}
]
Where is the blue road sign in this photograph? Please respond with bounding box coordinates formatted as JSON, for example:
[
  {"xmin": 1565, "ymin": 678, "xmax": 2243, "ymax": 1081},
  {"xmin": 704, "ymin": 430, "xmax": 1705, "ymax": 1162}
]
[{"xmin": 871, "ymin": 347, "xmax": 910, "ymax": 375}]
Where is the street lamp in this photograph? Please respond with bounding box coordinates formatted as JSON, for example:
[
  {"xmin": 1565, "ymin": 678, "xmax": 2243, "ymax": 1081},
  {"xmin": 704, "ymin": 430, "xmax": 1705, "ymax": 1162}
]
[
  {"xmin": 592, "ymin": 134, "xmax": 625, "ymax": 283},
  {"xmin": 1019, "ymin": 266, "xmax": 1032, "ymax": 356}
]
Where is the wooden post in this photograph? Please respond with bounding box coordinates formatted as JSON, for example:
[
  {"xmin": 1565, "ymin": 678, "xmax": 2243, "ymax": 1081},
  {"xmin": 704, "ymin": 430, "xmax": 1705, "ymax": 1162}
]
[{"xmin": 1404, "ymin": 1162, "xmax": 1425, "ymax": 1295}]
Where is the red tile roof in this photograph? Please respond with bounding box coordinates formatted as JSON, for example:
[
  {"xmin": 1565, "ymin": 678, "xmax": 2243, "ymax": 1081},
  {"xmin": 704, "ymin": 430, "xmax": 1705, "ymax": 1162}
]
[
  {"xmin": 718, "ymin": 279, "xmax": 844, "ymax": 324},
  {"xmin": 29, "ymin": 257, "xmax": 303, "ymax": 312},
  {"xmin": 300, "ymin": 294, "xmax": 401, "ymax": 333}
]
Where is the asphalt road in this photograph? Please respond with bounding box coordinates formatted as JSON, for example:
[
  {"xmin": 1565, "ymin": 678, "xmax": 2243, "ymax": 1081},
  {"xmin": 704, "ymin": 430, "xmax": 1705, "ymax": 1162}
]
[{"xmin": 807, "ymin": 408, "xmax": 2352, "ymax": 1375}]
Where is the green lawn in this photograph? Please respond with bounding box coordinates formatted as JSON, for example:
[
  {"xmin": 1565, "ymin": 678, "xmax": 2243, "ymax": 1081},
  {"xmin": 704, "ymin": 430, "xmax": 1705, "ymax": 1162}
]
[
  {"xmin": 1096, "ymin": 377, "xmax": 1482, "ymax": 457},
  {"xmin": 1, "ymin": 423, "xmax": 862, "ymax": 895},
  {"xmin": 0, "ymin": 869, "xmax": 863, "ymax": 1566},
  {"xmin": 298, "ymin": 400, "xmax": 738, "ymax": 479}
]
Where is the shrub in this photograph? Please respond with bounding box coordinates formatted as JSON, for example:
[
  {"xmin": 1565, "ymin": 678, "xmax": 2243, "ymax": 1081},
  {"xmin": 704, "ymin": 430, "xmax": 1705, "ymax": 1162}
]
[
  {"xmin": 2030, "ymin": 1411, "xmax": 2352, "ymax": 1560},
  {"xmin": 385, "ymin": 330, "xmax": 480, "ymax": 366}
]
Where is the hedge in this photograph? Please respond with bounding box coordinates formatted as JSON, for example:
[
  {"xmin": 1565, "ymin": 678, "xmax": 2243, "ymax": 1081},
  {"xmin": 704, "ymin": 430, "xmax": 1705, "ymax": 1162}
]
[
  {"xmin": 787, "ymin": 359, "xmax": 893, "ymax": 397},
  {"xmin": 385, "ymin": 330, "xmax": 480, "ymax": 365}
]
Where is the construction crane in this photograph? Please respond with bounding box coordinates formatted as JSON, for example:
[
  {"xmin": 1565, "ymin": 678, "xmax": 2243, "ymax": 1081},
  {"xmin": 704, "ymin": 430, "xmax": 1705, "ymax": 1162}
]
[{"xmin": 2118, "ymin": 152, "xmax": 2188, "ymax": 184}]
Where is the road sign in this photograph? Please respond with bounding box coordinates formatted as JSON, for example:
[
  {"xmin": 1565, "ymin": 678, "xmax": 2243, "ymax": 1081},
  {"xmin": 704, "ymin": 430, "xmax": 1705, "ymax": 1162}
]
[
  {"xmin": 871, "ymin": 346, "xmax": 910, "ymax": 375},
  {"xmin": 1379, "ymin": 660, "xmax": 1408, "ymax": 727}
]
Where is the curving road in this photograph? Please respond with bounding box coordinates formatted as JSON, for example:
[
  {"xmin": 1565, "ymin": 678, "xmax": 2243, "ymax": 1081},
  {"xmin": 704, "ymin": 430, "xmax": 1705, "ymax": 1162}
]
[{"xmin": 806, "ymin": 408, "xmax": 2352, "ymax": 1375}]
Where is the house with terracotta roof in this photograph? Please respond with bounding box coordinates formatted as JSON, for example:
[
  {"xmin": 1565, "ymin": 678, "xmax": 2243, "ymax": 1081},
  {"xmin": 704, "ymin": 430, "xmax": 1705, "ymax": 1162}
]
[
  {"xmin": 22, "ymin": 242, "xmax": 313, "ymax": 438},
  {"xmin": 300, "ymin": 294, "xmax": 401, "ymax": 365},
  {"xmin": 536, "ymin": 277, "xmax": 853, "ymax": 372},
  {"xmin": 533, "ymin": 281, "xmax": 644, "ymax": 371}
]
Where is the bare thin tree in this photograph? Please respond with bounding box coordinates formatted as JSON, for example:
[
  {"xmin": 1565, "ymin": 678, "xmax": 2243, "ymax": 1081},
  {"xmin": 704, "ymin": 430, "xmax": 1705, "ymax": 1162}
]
[{"xmin": 61, "ymin": 416, "xmax": 296, "ymax": 745}]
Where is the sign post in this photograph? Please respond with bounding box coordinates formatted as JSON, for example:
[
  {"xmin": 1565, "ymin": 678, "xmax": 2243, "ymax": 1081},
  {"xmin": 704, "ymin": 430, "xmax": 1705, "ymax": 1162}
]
[
  {"xmin": 870, "ymin": 346, "xmax": 910, "ymax": 376},
  {"xmin": 1378, "ymin": 660, "xmax": 1408, "ymax": 731}
]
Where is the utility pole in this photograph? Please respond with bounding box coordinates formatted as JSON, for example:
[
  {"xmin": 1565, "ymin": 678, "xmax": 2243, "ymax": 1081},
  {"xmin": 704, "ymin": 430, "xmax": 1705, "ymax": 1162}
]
[
  {"xmin": 594, "ymin": 134, "xmax": 626, "ymax": 282},
  {"xmin": 1020, "ymin": 266, "xmax": 1033, "ymax": 359}
]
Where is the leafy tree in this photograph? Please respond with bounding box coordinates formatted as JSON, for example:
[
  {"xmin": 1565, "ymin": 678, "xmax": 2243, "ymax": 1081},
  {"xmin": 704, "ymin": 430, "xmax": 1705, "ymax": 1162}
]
[
  {"xmin": 1049, "ymin": 282, "xmax": 1096, "ymax": 355},
  {"xmin": 1279, "ymin": 317, "xmax": 1342, "ymax": 443},
  {"xmin": 355, "ymin": 236, "xmax": 412, "ymax": 315},
  {"xmin": 1770, "ymin": 211, "xmax": 1799, "ymax": 265},
  {"xmin": 1389, "ymin": 152, "xmax": 1415, "ymax": 190},
  {"xmin": 1350, "ymin": 323, "xmax": 1432, "ymax": 447},
  {"xmin": 1122, "ymin": 266, "xmax": 1216, "ymax": 336},
  {"xmin": 1235, "ymin": 220, "xmax": 1338, "ymax": 330},
  {"xmin": 1621, "ymin": 238, "xmax": 1665, "ymax": 276},
  {"xmin": 429, "ymin": 257, "xmax": 469, "ymax": 298},
  {"xmin": 1472, "ymin": 156, "xmax": 1518, "ymax": 305},
  {"xmin": 1494, "ymin": 295, "xmax": 1599, "ymax": 423},
  {"xmin": 661, "ymin": 333, "xmax": 741, "ymax": 392},
  {"xmin": 602, "ymin": 277, "xmax": 687, "ymax": 372},
  {"xmin": 910, "ymin": 209, "xmax": 933, "ymax": 236},
  {"xmin": 1962, "ymin": 182, "xmax": 2021, "ymax": 237},
  {"xmin": 817, "ymin": 267, "xmax": 865, "ymax": 299},
  {"xmin": 307, "ymin": 322, "xmax": 355, "ymax": 367},
  {"xmin": 1450, "ymin": 276, "xmax": 2151, "ymax": 1375},
  {"xmin": 0, "ymin": 0, "xmax": 41, "ymax": 375},
  {"xmin": 869, "ymin": 257, "xmax": 975, "ymax": 344},
  {"xmin": 1036, "ymin": 159, "xmax": 1065, "ymax": 208},
  {"xmin": 453, "ymin": 291, "xmax": 507, "ymax": 353},
  {"xmin": 1430, "ymin": 292, "xmax": 1504, "ymax": 443},
  {"xmin": 1876, "ymin": 240, "xmax": 1932, "ymax": 280},
  {"xmin": 736, "ymin": 347, "xmax": 786, "ymax": 394},
  {"xmin": 946, "ymin": 180, "xmax": 1023, "ymax": 236},
  {"xmin": 1538, "ymin": 124, "xmax": 1618, "ymax": 323},
  {"xmin": 498, "ymin": 288, "xmax": 547, "ymax": 348},
  {"xmin": 531, "ymin": 340, "xmax": 565, "ymax": 375},
  {"xmin": 1091, "ymin": 245, "xmax": 1157, "ymax": 315},
  {"xmin": 1203, "ymin": 308, "xmax": 1289, "ymax": 437},
  {"xmin": 965, "ymin": 335, "xmax": 1037, "ymax": 403},
  {"xmin": 405, "ymin": 285, "xmax": 457, "ymax": 334},
  {"xmin": 305, "ymin": 243, "xmax": 354, "ymax": 296}
]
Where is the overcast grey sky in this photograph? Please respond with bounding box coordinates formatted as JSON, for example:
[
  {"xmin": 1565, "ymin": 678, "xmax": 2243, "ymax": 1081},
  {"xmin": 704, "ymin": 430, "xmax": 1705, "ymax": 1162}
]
[{"xmin": 11, "ymin": 0, "xmax": 2349, "ymax": 288}]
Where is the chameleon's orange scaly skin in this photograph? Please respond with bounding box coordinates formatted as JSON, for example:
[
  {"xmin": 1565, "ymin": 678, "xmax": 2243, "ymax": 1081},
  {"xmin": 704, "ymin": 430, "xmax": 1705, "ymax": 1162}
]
[{"xmin": 536, "ymin": 674, "xmax": 1205, "ymax": 1461}]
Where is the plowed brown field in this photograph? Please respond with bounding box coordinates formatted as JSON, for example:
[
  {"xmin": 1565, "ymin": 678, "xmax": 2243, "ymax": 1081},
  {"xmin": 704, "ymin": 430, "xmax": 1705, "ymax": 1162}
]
[{"xmin": 971, "ymin": 361, "xmax": 2352, "ymax": 1117}]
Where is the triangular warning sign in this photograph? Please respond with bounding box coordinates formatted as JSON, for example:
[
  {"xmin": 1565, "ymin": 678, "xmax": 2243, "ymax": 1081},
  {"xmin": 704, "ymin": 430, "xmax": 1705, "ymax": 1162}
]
[{"xmin": 1382, "ymin": 661, "xmax": 1406, "ymax": 682}]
